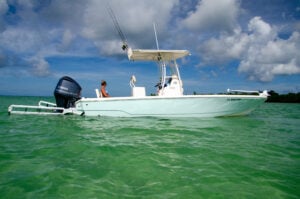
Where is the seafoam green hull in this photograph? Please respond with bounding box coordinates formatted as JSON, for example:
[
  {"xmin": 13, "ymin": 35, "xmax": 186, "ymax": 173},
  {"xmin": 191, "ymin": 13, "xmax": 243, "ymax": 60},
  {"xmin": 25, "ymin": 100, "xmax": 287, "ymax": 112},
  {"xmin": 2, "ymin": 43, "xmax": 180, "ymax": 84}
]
[{"xmin": 75, "ymin": 95, "xmax": 267, "ymax": 117}]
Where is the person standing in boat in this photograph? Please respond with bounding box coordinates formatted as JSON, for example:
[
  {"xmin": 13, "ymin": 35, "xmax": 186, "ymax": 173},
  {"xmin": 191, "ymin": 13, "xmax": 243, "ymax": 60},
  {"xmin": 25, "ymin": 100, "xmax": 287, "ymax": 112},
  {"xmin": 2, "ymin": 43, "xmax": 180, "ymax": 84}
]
[{"xmin": 101, "ymin": 80, "xmax": 110, "ymax": 97}]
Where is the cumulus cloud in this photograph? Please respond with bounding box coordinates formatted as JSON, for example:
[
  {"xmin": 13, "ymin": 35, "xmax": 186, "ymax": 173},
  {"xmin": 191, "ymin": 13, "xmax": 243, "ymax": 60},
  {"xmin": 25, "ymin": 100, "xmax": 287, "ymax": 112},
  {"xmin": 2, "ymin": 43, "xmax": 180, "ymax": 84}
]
[
  {"xmin": 199, "ymin": 28, "xmax": 249, "ymax": 63},
  {"xmin": 0, "ymin": 0, "xmax": 299, "ymax": 84},
  {"xmin": 182, "ymin": 0, "xmax": 239, "ymax": 33},
  {"xmin": 0, "ymin": 27, "xmax": 45, "ymax": 53},
  {"xmin": 238, "ymin": 30, "xmax": 300, "ymax": 81},
  {"xmin": 59, "ymin": 29, "xmax": 75, "ymax": 51},
  {"xmin": 248, "ymin": 16, "xmax": 273, "ymax": 37},
  {"xmin": 0, "ymin": 0, "xmax": 179, "ymax": 77},
  {"xmin": 29, "ymin": 57, "xmax": 51, "ymax": 77},
  {"xmin": 199, "ymin": 16, "xmax": 300, "ymax": 81},
  {"xmin": 82, "ymin": 0, "xmax": 178, "ymax": 53}
]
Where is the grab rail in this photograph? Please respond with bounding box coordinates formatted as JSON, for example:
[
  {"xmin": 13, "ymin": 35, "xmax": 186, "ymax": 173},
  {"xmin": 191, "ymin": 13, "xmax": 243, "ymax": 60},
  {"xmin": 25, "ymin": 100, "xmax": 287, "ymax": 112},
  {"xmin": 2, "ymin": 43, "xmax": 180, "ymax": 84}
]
[{"xmin": 38, "ymin": 101, "xmax": 57, "ymax": 107}]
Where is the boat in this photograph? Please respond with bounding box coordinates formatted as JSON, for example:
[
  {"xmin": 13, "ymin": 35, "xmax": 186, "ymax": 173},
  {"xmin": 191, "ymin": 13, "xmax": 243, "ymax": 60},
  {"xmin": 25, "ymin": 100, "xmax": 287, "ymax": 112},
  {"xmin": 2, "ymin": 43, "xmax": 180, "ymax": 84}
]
[
  {"xmin": 8, "ymin": 46, "xmax": 268, "ymax": 117},
  {"xmin": 74, "ymin": 47, "xmax": 268, "ymax": 117},
  {"xmin": 8, "ymin": 45, "xmax": 269, "ymax": 118}
]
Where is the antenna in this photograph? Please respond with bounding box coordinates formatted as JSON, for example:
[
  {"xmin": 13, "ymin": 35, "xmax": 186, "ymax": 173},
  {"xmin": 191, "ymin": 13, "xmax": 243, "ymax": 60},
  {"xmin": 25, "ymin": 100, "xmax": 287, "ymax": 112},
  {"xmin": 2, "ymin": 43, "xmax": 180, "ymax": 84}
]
[
  {"xmin": 107, "ymin": 4, "xmax": 128, "ymax": 51},
  {"xmin": 153, "ymin": 22, "xmax": 159, "ymax": 50}
]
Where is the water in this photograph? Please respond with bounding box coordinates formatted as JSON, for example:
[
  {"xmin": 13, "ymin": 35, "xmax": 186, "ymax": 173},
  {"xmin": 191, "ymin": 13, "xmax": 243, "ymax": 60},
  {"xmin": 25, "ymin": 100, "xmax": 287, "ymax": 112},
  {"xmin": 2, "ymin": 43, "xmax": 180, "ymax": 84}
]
[{"xmin": 0, "ymin": 96, "xmax": 299, "ymax": 198}]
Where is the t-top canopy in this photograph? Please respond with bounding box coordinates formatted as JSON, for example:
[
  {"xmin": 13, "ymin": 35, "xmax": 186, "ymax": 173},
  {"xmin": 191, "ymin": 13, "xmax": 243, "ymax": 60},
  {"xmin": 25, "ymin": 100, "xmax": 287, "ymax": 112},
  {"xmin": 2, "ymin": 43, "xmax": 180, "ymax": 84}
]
[{"xmin": 127, "ymin": 48, "xmax": 190, "ymax": 61}]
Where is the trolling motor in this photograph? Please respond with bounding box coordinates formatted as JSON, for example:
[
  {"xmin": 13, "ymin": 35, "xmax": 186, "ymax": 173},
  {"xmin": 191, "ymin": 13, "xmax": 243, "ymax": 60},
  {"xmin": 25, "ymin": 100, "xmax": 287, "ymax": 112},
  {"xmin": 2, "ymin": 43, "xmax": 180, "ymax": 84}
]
[{"xmin": 54, "ymin": 76, "xmax": 82, "ymax": 108}]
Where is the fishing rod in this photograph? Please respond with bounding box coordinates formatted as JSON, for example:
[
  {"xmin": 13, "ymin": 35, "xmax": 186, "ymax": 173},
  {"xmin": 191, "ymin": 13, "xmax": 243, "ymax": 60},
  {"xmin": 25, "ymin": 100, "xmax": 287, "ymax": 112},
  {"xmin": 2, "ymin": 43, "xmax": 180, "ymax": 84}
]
[
  {"xmin": 153, "ymin": 22, "xmax": 159, "ymax": 50},
  {"xmin": 106, "ymin": 4, "xmax": 128, "ymax": 51}
]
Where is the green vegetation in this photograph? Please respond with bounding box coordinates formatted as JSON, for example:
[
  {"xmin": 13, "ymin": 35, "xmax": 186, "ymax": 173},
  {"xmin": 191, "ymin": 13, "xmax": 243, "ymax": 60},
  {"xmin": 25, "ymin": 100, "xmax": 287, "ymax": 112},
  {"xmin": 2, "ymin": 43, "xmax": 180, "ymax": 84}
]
[
  {"xmin": 266, "ymin": 91, "xmax": 300, "ymax": 103},
  {"xmin": 192, "ymin": 90, "xmax": 300, "ymax": 103}
]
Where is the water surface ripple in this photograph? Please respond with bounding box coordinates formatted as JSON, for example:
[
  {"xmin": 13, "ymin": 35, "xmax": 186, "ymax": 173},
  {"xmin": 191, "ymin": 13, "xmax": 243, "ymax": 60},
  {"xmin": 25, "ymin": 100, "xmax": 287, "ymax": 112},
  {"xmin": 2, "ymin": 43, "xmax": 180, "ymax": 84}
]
[{"xmin": 0, "ymin": 96, "xmax": 299, "ymax": 198}]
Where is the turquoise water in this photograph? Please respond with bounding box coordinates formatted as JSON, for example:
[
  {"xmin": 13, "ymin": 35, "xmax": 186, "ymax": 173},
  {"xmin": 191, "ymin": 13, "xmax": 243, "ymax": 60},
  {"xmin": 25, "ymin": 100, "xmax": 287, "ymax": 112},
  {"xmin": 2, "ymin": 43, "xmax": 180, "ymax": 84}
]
[{"xmin": 0, "ymin": 96, "xmax": 299, "ymax": 198}]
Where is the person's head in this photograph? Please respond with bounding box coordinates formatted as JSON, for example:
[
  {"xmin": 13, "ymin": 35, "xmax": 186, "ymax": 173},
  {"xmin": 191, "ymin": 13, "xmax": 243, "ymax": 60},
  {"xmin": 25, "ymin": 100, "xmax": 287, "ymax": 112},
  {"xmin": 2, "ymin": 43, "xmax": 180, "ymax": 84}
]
[{"xmin": 101, "ymin": 80, "xmax": 107, "ymax": 86}]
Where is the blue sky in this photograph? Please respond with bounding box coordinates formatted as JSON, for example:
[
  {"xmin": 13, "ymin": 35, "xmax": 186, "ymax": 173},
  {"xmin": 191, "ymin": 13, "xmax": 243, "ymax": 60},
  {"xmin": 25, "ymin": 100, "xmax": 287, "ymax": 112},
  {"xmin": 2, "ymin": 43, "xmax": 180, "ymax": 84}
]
[{"xmin": 0, "ymin": 0, "xmax": 299, "ymax": 97}]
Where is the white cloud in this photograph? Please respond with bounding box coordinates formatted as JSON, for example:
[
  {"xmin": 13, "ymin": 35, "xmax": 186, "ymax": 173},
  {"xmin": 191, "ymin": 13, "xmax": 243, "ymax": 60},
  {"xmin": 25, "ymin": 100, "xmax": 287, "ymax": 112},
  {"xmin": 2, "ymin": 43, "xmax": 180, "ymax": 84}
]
[
  {"xmin": 82, "ymin": 0, "xmax": 178, "ymax": 53},
  {"xmin": 0, "ymin": 0, "xmax": 88, "ymax": 74},
  {"xmin": 0, "ymin": 0, "xmax": 182, "ymax": 80},
  {"xmin": 0, "ymin": 0, "xmax": 179, "ymax": 73},
  {"xmin": 248, "ymin": 16, "xmax": 274, "ymax": 39},
  {"xmin": 59, "ymin": 29, "xmax": 75, "ymax": 51},
  {"xmin": 239, "ymin": 36, "xmax": 300, "ymax": 81},
  {"xmin": 248, "ymin": 17, "xmax": 270, "ymax": 34},
  {"xmin": 200, "ymin": 16, "xmax": 300, "ymax": 81},
  {"xmin": 0, "ymin": 27, "xmax": 45, "ymax": 53},
  {"xmin": 182, "ymin": 0, "xmax": 239, "ymax": 33},
  {"xmin": 0, "ymin": 0, "xmax": 299, "ymax": 85},
  {"xmin": 94, "ymin": 40, "xmax": 125, "ymax": 56},
  {"xmin": 29, "ymin": 57, "xmax": 51, "ymax": 77},
  {"xmin": 199, "ymin": 28, "xmax": 250, "ymax": 63}
]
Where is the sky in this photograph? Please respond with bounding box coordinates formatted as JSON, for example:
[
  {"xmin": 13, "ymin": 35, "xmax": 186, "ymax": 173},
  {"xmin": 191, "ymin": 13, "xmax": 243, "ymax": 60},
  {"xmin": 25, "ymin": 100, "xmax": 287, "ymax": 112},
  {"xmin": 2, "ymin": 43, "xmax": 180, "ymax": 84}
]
[{"xmin": 0, "ymin": 0, "xmax": 299, "ymax": 97}]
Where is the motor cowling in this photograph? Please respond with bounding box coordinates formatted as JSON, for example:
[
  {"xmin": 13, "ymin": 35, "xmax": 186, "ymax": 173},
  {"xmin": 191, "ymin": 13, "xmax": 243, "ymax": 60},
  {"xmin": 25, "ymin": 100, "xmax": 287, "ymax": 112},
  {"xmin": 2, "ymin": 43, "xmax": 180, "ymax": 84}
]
[{"xmin": 54, "ymin": 76, "xmax": 82, "ymax": 108}]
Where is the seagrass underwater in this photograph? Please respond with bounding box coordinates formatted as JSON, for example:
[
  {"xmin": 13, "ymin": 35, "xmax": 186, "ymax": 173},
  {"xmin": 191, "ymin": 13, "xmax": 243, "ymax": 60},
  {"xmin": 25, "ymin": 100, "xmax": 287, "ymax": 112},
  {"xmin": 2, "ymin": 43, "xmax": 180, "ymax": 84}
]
[{"xmin": 0, "ymin": 96, "xmax": 299, "ymax": 198}]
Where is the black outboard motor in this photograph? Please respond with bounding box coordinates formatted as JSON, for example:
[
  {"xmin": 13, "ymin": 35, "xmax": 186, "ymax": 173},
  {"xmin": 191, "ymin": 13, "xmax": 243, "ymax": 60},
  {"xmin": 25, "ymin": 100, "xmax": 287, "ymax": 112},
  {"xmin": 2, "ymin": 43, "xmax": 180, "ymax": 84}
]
[{"xmin": 54, "ymin": 76, "xmax": 82, "ymax": 109}]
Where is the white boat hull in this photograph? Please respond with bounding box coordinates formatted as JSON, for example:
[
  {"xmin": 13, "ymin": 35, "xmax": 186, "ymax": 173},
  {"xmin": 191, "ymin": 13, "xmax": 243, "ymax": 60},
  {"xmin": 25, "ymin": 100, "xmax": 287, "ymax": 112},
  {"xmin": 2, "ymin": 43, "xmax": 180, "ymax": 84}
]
[{"xmin": 75, "ymin": 95, "xmax": 266, "ymax": 117}]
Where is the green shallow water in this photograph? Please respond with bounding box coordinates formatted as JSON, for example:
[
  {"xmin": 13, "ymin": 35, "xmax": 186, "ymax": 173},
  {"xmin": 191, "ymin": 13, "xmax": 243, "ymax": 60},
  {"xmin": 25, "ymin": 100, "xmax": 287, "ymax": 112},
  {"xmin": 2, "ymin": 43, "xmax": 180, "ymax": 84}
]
[{"xmin": 0, "ymin": 96, "xmax": 299, "ymax": 198}]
